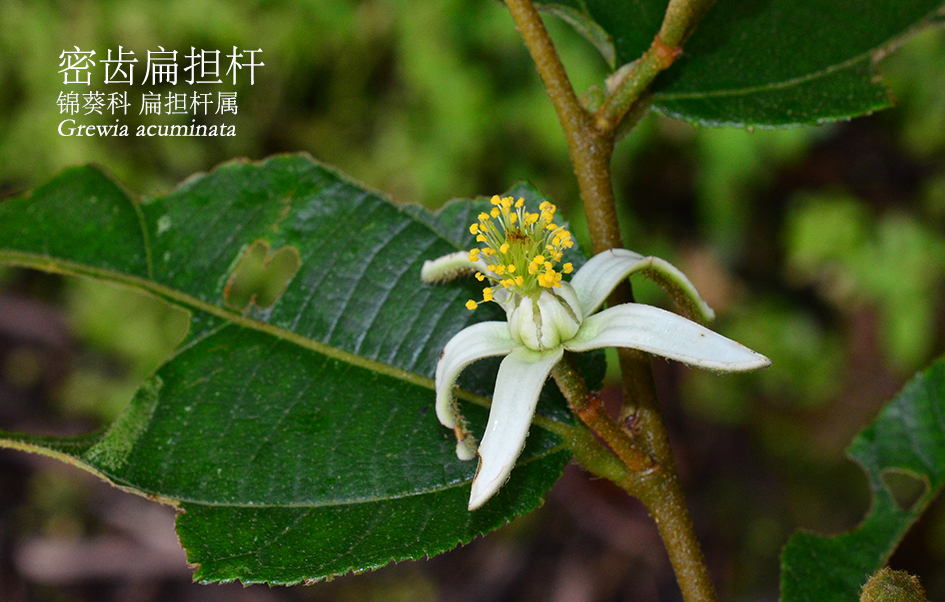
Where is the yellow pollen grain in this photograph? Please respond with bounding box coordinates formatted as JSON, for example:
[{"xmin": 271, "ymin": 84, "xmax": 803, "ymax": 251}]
[
  {"xmin": 469, "ymin": 223, "xmax": 479, "ymax": 234},
  {"xmin": 466, "ymin": 300, "xmax": 478, "ymax": 310},
  {"xmin": 499, "ymin": 243, "xmax": 510, "ymax": 254},
  {"xmin": 468, "ymin": 249, "xmax": 480, "ymax": 261},
  {"xmin": 491, "ymin": 208, "xmax": 500, "ymax": 218}
]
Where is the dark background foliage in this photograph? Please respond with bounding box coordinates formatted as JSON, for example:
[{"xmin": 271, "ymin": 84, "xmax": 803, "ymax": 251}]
[{"xmin": 1, "ymin": 1, "xmax": 944, "ymax": 600}]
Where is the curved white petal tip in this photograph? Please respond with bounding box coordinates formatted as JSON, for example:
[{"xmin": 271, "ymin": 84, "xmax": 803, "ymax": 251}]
[
  {"xmin": 456, "ymin": 439, "xmax": 477, "ymax": 461},
  {"xmin": 567, "ymin": 303, "xmax": 771, "ymax": 373},
  {"xmin": 434, "ymin": 321, "xmax": 517, "ymax": 428}
]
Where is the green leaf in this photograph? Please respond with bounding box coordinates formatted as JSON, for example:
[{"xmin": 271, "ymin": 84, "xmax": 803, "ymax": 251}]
[
  {"xmin": 780, "ymin": 358, "xmax": 945, "ymax": 602},
  {"xmin": 538, "ymin": 0, "xmax": 945, "ymax": 126},
  {"xmin": 0, "ymin": 155, "xmax": 597, "ymax": 584}
]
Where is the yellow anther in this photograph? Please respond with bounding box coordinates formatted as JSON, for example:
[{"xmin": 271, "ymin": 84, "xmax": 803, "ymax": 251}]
[
  {"xmin": 463, "ymin": 197, "xmax": 574, "ymax": 300},
  {"xmin": 466, "ymin": 300, "xmax": 478, "ymax": 310}
]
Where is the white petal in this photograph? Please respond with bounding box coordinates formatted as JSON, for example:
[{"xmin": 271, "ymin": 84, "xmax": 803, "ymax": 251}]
[
  {"xmin": 565, "ymin": 303, "xmax": 770, "ymax": 372},
  {"xmin": 468, "ymin": 346, "xmax": 563, "ymax": 510},
  {"xmin": 435, "ymin": 321, "xmax": 517, "ymax": 428},
  {"xmin": 569, "ymin": 249, "xmax": 714, "ymax": 323},
  {"xmin": 420, "ymin": 251, "xmax": 490, "ymax": 283},
  {"xmin": 569, "ymin": 248, "xmax": 645, "ymax": 315}
]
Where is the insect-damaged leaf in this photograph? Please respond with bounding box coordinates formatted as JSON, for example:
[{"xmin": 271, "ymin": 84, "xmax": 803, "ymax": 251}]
[
  {"xmin": 0, "ymin": 155, "xmax": 600, "ymax": 584},
  {"xmin": 780, "ymin": 358, "xmax": 945, "ymax": 602}
]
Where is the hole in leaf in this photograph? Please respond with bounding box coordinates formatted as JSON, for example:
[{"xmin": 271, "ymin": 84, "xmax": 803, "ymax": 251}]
[
  {"xmin": 223, "ymin": 240, "xmax": 301, "ymax": 311},
  {"xmin": 880, "ymin": 467, "xmax": 929, "ymax": 511}
]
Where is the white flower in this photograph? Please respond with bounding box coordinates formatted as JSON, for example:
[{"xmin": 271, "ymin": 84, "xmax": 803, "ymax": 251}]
[{"xmin": 422, "ymin": 196, "xmax": 770, "ymax": 510}]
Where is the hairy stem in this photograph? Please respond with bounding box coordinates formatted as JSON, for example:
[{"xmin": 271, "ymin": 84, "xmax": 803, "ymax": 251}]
[
  {"xmin": 506, "ymin": 1, "xmax": 718, "ymax": 600},
  {"xmin": 504, "ymin": 0, "xmax": 620, "ymax": 254},
  {"xmin": 596, "ymin": 0, "xmax": 716, "ymax": 132},
  {"xmin": 633, "ymin": 469, "xmax": 719, "ymax": 602},
  {"xmin": 553, "ymin": 357, "xmax": 718, "ymax": 602},
  {"xmin": 552, "ymin": 357, "xmax": 654, "ymax": 473}
]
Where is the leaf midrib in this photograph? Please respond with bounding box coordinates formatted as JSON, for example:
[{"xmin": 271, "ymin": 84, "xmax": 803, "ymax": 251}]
[
  {"xmin": 0, "ymin": 250, "xmax": 579, "ymax": 438},
  {"xmin": 654, "ymin": 53, "xmax": 873, "ymax": 101}
]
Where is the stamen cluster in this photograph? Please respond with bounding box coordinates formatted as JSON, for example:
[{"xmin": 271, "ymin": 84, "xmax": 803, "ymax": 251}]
[{"xmin": 465, "ymin": 195, "xmax": 574, "ymax": 310}]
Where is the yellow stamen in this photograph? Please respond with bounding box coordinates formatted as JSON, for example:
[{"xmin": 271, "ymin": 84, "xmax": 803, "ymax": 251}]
[{"xmin": 463, "ymin": 197, "xmax": 574, "ymax": 300}]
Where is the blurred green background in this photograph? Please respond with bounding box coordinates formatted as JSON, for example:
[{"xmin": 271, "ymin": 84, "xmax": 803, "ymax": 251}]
[{"xmin": 1, "ymin": 1, "xmax": 944, "ymax": 601}]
